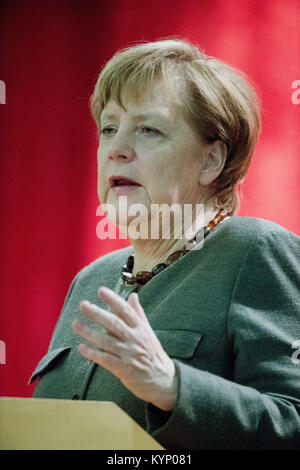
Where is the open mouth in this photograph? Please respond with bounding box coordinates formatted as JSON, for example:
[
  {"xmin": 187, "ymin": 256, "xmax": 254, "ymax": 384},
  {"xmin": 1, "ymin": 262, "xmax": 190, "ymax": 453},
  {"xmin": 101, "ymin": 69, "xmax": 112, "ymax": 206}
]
[{"xmin": 109, "ymin": 176, "xmax": 142, "ymax": 188}]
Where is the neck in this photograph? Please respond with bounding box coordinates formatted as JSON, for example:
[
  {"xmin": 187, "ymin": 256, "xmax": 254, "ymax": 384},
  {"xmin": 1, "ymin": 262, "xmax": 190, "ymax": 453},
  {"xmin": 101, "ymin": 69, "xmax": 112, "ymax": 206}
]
[{"xmin": 128, "ymin": 203, "xmax": 219, "ymax": 276}]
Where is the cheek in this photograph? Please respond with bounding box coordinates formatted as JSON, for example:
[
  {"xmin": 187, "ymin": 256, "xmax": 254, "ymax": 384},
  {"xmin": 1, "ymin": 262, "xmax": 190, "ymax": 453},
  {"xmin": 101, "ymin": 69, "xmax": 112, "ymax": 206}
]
[
  {"xmin": 97, "ymin": 145, "xmax": 104, "ymax": 170},
  {"xmin": 140, "ymin": 149, "xmax": 182, "ymax": 201},
  {"xmin": 146, "ymin": 171, "xmax": 179, "ymax": 205},
  {"xmin": 96, "ymin": 147, "xmax": 107, "ymax": 202},
  {"xmin": 150, "ymin": 156, "xmax": 198, "ymax": 204}
]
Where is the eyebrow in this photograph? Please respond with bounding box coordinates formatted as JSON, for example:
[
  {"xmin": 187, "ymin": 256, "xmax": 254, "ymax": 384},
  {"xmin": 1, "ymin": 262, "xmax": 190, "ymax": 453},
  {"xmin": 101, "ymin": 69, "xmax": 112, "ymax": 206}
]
[{"xmin": 100, "ymin": 111, "xmax": 170, "ymax": 122}]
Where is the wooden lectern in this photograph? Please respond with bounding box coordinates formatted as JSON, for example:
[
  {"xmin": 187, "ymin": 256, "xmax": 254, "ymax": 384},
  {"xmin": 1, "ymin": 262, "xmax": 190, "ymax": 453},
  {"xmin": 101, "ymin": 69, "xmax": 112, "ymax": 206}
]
[{"xmin": 0, "ymin": 397, "xmax": 164, "ymax": 450}]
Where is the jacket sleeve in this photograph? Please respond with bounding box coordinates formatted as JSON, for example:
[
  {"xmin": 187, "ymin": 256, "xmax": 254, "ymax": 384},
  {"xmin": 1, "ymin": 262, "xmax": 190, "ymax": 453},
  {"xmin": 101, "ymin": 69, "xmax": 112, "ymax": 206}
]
[{"xmin": 145, "ymin": 228, "xmax": 300, "ymax": 449}]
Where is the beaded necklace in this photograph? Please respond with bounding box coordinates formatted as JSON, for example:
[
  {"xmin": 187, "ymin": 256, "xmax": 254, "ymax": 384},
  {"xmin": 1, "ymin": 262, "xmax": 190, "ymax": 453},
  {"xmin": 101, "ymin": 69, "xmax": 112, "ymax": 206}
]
[{"xmin": 121, "ymin": 208, "xmax": 230, "ymax": 286}]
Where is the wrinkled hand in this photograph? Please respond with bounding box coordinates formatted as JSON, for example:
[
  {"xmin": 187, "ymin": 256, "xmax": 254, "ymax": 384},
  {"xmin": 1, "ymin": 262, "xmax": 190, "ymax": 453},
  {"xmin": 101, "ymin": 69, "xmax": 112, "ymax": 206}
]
[{"xmin": 72, "ymin": 286, "xmax": 178, "ymax": 411}]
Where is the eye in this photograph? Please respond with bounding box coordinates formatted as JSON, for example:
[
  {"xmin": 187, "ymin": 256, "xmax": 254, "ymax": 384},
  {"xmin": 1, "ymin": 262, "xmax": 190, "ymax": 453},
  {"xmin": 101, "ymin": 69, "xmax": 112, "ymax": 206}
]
[
  {"xmin": 100, "ymin": 126, "xmax": 117, "ymax": 136},
  {"xmin": 99, "ymin": 125, "xmax": 161, "ymax": 137},
  {"xmin": 140, "ymin": 126, "xmax": 161, "ymax": 136}
]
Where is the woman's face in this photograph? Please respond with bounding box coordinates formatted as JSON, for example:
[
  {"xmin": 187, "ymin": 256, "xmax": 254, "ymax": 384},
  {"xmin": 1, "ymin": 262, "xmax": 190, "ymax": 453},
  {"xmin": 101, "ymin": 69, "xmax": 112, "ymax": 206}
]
[{"xmin": 97, "ymin": 78, "xmax": 209, "ymax": 232}]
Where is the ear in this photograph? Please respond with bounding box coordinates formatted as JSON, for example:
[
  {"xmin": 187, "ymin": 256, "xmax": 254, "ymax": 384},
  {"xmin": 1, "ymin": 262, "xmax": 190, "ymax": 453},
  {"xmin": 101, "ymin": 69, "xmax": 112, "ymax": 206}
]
[{"xmin": 199, "ymin": 140, "xmax": 227, "ymax": 186}]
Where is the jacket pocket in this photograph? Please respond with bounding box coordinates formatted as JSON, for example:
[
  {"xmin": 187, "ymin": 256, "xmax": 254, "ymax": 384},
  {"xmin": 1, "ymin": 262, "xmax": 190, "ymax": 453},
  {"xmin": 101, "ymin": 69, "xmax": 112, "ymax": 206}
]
[
  {"xmin": 154, "ymin": 330, "xmax": 202, "ymax": 359},
  {"xmin": 28, "ymin": 347, "xmax": 71, "ymax": 385}
]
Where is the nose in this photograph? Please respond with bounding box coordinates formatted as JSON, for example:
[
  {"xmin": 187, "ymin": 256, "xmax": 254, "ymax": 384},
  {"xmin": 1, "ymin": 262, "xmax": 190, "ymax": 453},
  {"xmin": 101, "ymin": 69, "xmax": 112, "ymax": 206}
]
[{"xmin": 108, "ymin": 133, "xmax": 135, "ymax": 162}]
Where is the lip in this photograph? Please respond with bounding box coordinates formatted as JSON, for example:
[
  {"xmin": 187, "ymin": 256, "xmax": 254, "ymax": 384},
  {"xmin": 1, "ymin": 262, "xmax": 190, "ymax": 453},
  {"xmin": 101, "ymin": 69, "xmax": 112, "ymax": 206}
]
[
  {"xmin": 111, "ymin": 185, "xmax": 142, "ymax": 196},
  {"xmin": 109, "ymin": 175, "xmax": 141, "ymax": 187}
]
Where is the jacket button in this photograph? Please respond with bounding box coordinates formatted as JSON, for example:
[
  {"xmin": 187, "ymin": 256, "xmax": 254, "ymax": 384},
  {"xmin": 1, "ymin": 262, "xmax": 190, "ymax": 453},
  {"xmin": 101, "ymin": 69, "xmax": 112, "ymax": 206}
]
[{"xmin": 72, "ymin": 394, "xmax": 80, "ymax": 400}]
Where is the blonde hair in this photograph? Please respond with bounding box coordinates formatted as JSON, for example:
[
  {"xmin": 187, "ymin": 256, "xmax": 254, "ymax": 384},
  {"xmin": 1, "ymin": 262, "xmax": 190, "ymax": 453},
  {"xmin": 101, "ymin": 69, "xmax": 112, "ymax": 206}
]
[{"xmin": 90, "ymin": 38, "xmax": 261, "ymax": 215}]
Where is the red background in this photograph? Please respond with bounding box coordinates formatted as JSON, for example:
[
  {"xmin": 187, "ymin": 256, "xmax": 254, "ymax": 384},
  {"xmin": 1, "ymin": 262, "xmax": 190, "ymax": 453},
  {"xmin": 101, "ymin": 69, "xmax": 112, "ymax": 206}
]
[{"xmin": 0, "ymin": 0, "xmax": 299, "ymax": 398}]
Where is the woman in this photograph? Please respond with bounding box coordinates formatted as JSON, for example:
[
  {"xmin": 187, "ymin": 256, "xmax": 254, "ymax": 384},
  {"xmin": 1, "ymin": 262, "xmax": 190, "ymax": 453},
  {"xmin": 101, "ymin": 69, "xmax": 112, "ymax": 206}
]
[{"xmin": 29, "ymin": 39, "xmax": 300, "ymax": 449}]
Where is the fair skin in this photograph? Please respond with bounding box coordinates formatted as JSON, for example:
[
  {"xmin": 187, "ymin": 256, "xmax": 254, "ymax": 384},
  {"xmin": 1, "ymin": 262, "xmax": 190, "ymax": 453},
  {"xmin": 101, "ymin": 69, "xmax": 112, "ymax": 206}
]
[
  {"xmin": 97, "ymin": 80, "xmax": 226, "ymax": 274},
  {"xmin": 72, "ymin": 78, "xmax": 227, "ymax": 411}
]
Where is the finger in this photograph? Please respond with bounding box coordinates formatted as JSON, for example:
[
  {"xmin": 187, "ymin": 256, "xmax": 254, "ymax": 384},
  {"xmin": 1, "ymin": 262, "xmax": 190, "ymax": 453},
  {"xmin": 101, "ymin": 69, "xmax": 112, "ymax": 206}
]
[
  {"xmin": 127, "ymin": 293, "xmax": 149, "ymax": 323},
  {"xmin": 97, "ymin": 286, "xmax": 139, "ymax": 327},
  {"xmin": 78, "ymin": 343, "xmax": 124, "ymax": 378},
  {"xmin": 79, "ymin": 300, "xmax": 130, "ymax": 340},
  {"xmin": 127, "ymin": 294, "xmax": 165, "ymax": 349},
  {"xmin": 72, "ymin": 319, "xmax": 124, "ymax": 356}
]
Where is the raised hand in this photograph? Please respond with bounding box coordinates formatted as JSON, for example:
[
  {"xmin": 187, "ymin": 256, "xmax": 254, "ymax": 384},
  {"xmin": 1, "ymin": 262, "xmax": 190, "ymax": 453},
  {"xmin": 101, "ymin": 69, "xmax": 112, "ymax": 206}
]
[{"xmin": 72, "ymin": 286, "xmax": 178, "ymax": 411}]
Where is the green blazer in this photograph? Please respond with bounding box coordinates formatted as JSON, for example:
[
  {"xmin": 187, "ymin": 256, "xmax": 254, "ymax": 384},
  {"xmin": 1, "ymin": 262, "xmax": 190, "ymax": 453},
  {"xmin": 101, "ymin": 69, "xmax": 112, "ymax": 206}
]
[{"xmin": 29, "ymin": 216, "xmax": 300, "ymax": 449}]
